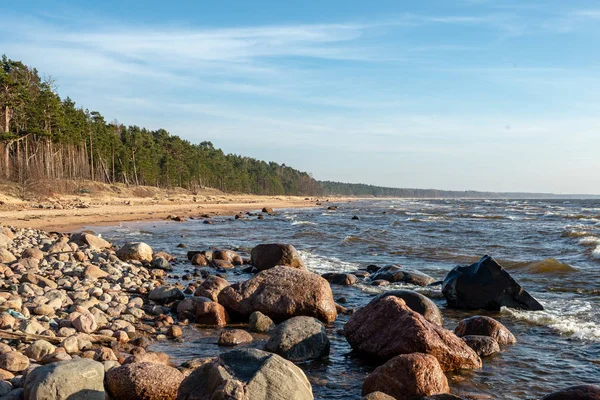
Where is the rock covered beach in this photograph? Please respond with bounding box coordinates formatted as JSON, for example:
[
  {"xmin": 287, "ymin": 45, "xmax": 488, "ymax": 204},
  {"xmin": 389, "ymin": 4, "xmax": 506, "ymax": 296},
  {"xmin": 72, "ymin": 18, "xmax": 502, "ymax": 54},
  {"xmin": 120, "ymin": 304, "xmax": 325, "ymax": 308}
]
[{"xmin": 0, "ymin": 218, "xmax": 598, "ymax": 399}]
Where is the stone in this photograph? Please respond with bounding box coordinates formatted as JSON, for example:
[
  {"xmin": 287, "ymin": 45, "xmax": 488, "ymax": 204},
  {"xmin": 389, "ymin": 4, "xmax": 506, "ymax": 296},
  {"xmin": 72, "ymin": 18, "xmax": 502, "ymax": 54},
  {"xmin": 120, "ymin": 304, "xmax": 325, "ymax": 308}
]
[
  {"xmin": 0, "ymin": 233, "xmax": 13, "ymax": 249},
  {"xmin": 195, "ymin": 301, "xmax": 229, "ymax": 327},
  {"xmin": 0, "ymin": 381, "xmax": 12, "ymax": 397},
  {"xmin": 105, "ymin": 362, "xmax": 184, "ymax": 400},
  {"xmin": 218, "ymin": 329, "xmax": 253, "ymax": 346},
  {"xmin": 0, "ymin": 249, "xmax": 16, "ymax": 264},
  {"xmin": 454, "ymin": 316, "xmax": 516, "ymax": 344},
  {"xmin": 322, "ymin": 272, "xmax": 358, "ymax": 286},
  {"xmin": 442, "ymin": 255, "xmax": 544, "ymax": 311},
  {"xmin": 0, "ymin": 352, "xmax": 29, "ymax": 372},
  {"xmin": 25, "ymin": 340, "xmax": 56, "ymax": 362},
  {"xmin": 212, "ymin": 249, "xmax": 243, "ymax": 265},
  {"xmin": 375, "ymin": 290, "xmax": 443, "ymax": 326},
  {"xmin": 117, "ymin": 242, "xmax": 153, "ymax": 263},
  {"xmin": 265, "ymin": 316, "xmax": 330, "ymax": 361},
  {"xmin": 70, "ymin": 233, "xmax": 111, "ymax": 249},
  {"xmin": 24, "ymin": 358, "xmax": 105, "ymax": 400},
  {"xmin": 167, "ymin": 325, "xmax": 183, "ymax": 338},
  {"xmin": 362, "ymin": 392, "xmax": 396, "ymax": 400},
  {"xmin": 83, "ymin": 265, "xmax": 109, "ymax": 279},
  {"xmin": 71, "ymin": 308, "xmax": 98, "ymax": 333},
  {"xmin": 149, "ymin": 286, "xmax": 185, "ymax": 304},
  {"xmin": 362, "ymin": 353, "xmax": 449, "ymax": 400},
  {"xmin": 343, "ymin": 296, "xmax": 481, "ymax": 371},
  {"xmin": 541, "ymin": 385, "xmax": 600, "ymax": 400},
  {"xmin": 250, "ymin": 244, "xmax": 304, "ymax": 271},
  {"xmin": 370, "ymin": 265, "xmax": 435, "ymax": 286},
  {"xmin": 461, "ymin": 335, "xmax": 500, "ymax": 357},
  {"xmin": 190, "ymin": 253, "xmax": 208, "ymax": 266},
  {"xmin": 218, "ymin": 267, "xmax": 337, "ymax": 323},
  {"xmin": 151, "ymin": 256, "xmax": 172, "ymax": 271},
  {"xmin": 177, "ymin": 348, "xmax": 313, "ymax": 400},
  {"xmin": 193, "ymin": 276, "xmax": 229, "ymax": 302},
  {"xmin": 249, "ymin": 311, "xmax": 275, "ymax": 333},
  {"xmin": 21, "ymin": 248, "xmax": 44, "ymax": 259}
]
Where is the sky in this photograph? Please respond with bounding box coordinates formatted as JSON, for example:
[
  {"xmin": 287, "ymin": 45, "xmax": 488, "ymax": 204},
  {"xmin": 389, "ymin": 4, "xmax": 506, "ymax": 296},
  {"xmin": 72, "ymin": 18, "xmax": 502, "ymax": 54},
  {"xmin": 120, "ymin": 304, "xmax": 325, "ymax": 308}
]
[{"xmin": 2, "ymin": 0, "xmax": 600, "ymax": 194}]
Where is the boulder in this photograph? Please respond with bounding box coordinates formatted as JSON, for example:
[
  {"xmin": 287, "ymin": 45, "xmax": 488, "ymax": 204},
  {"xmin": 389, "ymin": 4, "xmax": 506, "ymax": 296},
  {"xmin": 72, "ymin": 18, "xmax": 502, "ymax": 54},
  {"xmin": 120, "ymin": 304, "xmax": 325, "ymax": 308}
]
[
  {"xmin": 117, "ymin": 242, "xmax": 153, "ymax": 263},
  {"xmin": 151, "ymin": 256, "xmax": 172, "ymax": 271},
  {"xmin": 442, "ymin": 255, "xmax": 544, "ymax": 311},
  {"xmin": 362, "ymin": 353, "xmax": 449, "ymax": 400},
  {"xmin": 83, "ymin": 265, "xmax": 109, "ymax": 279},
  {"xmin": 0, "ymin": 249, "xmax": 16, "ymax": 264},
  {"xmin": 249, "ymin": 311, "xmax": 275, "ymax": 333},
  {"xmin": 218, "ymin": 267, "xmax": 337, "ymax": 323},
  {"xmin": 105, "ymin": 362, "xmax": 184, "ymax": 400},
  {"xmin": 213, "ymin": 249, "xmax": 243, "ymax": 265},
  {"xmin": 0, "ymin": 352, "xmax": 29, "ymax": 372},
  {"xmin": 70, "ymin": 233, "xmax": 111, "ymax": 249},
  {"xmin": 541, "ymin": 385, "xmax": 600, "ymax": 400},
  {"xmin": 21, "ymin": 247, "xmax": 44, "ymax": 259},
  {"xmin": 24, "ymin": 358, "xmax": 105, "ymax": 400},
  {"xmin": 344, "ymin": 296, "xmax": 481, "ymax": 371},
  {"xmin": 193, "ymin": 276, "xmax": 229, "ymax": 302},
  {"xmin": 265, "ymin": 316, "xmax": 330, "ymax": 361},
  {"xmin": 322, "ymin": 272, "xmax": 358, "ymax": 286},
  {"xmin": 195, "ymin": 301, "xmax": 229, "ymax": 327},
  {"xmin": 370, "ymin": 265, "xmax": 435, "ymax": 286},
  {"xmin": 177, "ymin": 348, "xmax": 313, "ymax": 400},
  {"xmin": 461, "ymin": 335, "xmax": 500, "ymax": 357},
  {"xmin": 0, "ymin": 233, "xmax": 13, "ymax": 249},
  {"xmin": 25, "ymin": 340, "xmax": 56, "ymax": 362},
  {"xmin": 250, "ymin": 244, "xmax": 304, "ymax": 271},
  {"xmin": 149, "ymin": 286, "xmax": 185, "ymax": 305},
  {"xmin": 362, "ymin": 392, "xmax": 396, "ymax": 400},
  {"xmin": 218, "ymin": 329, "xmax": 253, "ymax": 346},
  {"xmin": 190, "ymin": 253, "xmax": 208, "ymax": 266},
  {"xmin": 454, "ymin": 316, "xmax": 516, "ymax": 344},
  {"xmin": 375, "ymin": 290, "xmax": 443, "ymax": 326}
]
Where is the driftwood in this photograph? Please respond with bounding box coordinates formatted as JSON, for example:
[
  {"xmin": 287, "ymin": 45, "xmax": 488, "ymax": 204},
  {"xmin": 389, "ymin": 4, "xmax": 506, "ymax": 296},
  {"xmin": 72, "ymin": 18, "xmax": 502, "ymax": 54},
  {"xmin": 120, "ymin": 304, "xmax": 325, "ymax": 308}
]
[{"xmin": 0, "ymin": 329, "xmax": 116, "ymax": 345}]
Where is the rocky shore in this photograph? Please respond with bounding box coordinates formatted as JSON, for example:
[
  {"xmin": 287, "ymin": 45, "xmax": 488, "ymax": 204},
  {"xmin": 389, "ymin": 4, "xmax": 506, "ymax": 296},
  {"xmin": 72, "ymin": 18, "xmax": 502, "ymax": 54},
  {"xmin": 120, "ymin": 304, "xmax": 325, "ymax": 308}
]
[{"xmin": 0, "ymin": 223, "xmax": 598, "ymax": 399}]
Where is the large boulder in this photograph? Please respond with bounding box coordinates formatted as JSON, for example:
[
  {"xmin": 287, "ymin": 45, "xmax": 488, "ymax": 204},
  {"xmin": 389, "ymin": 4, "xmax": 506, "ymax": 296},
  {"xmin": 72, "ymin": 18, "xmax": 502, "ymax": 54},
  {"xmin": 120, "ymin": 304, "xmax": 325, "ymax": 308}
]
[
  {"xmin": 105, "ymin": 362, "xmax": 184, "ymax": 400},
  {"xmin": 0, "ymin": 352, "xmax": 29, "ymax": 372},
  {"xmin": 343, "ymin": 296, "xmax": 481, "ymax": 371},
  {"xmin": 362, "ymin": 353, "xmax": 449, "ymax": 400},
  {"xmin": 370, "ymin": 265, "xmax": 435, "ymax": 286},
  {"xmin": 218, "ymin": 267, "xmax": 337, "ymax": 323},
  {"xmin": 461, "ymin": 335, "xmax": 500, "ymax": 357},
  {"xmin": 541, "ymin": 385, "xmax": 600, "ymax": 399},
  {"xmin": 264, "ymin": 316, "xmax": 330, "ymax": 361},
  {"xmin": 195, "ymin": 301, "xmax": 229, "ymax": 327},
  {"xmin": 117, "ymin": 242, "xmax": 153, "ymax": 263},
  {"xmin": 0, "ymin": 233, "xmax": 13, "ymax": 249},
  {"xmin": 177, "ymin": 348, "xmax": 313, "ymax": 400},
  {"xmin": 442, "ymin": 255, "xmax": 543, "ymax": 311},
  {"xmin": 454, "ymin": 316, "xmax": 516, "ymax": 344},
  {"xmin": 0, "ymin": 248, "xmax": 16, "ymax": 263},
  {"xmin": 70, "ymin": 233, "xmax": 111, "ymax": 249},
  {"xmin": 375, "ymin": 290, "xmax": 443, "ymax": 326},
  {"xmin": 24, "ymin": 358, "xmax": 105, "ymax": 400},
  {"xmin": 250, "ymin": 244, "xmax": 304, "ymax": 271}
]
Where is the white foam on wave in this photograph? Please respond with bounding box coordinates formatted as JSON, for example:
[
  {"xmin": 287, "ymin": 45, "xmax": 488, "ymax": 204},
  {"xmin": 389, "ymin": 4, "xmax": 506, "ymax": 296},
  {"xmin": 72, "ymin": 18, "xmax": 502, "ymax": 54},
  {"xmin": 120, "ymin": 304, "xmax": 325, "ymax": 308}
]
[
  {"xmin": 503, "ymin": 300, "xmax": 600, "ymax": 341},
  {"xmin": 299, "ymin": 250, "xmax": 360, "ymax": 274},
  {"xmin": 579, "ymin": 236, "xmax": 600, "ymax": 246},
  {"xmin": 592, "ymin": 246, "xmax": 600, "ymax": 259},
  {"xmin": 291, "ymin": 221, "xmax": 317, "ymax": 226}
]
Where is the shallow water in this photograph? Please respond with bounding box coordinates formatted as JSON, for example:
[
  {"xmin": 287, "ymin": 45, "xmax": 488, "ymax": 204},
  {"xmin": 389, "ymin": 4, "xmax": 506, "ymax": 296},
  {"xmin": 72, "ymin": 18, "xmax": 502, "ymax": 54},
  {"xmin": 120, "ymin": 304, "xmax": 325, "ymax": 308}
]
[{"xmin": 91, "ymin": 198, "xmax": 600, "ymax": 399}]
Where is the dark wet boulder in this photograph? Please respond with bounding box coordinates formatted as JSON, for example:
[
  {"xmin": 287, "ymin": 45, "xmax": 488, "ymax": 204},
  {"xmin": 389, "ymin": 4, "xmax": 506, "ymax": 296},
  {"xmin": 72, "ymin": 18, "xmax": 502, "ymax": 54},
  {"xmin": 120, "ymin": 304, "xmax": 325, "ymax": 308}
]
[
  {"xmin": 218, "ymin": 267, "xmax": 337, "ymax": 323},
  {"xmin": 193, "ymin": 276, "xmax": 229, "ymax": 302},
  {"xmin": 375, "ymin": 290, "xmax": 443, "ymax": 326},
  {"xmin": 212, "ymin": 249, "xmax": 243, "ymax": 265},
  {"xmin": 454, "ymin": 315, "xmax": 516, "ymax": 344},
  {"xmin": 370, "ymin": 265, "xmax": 435, "ymax": 286},
  {"xmin": 344, "ymin": 296, "xmax": 481, "ymax": 371},
  {"xmin": 265, "ymin": 316, "xmax": 330, "ymax": 361},
  {"xmin": 461, "ymin": 335, "xmax": 500, "ymax": 357},
  {"xmin": 195, "ymin": 301, "xmax": 229, "ymax": 327},
  {"xmin": 362, "ymin": 353, "xmax": 449, "ymax": 400},
  {"xmin": 177, "ymin": 348, "xmax": 313, "ymax": 400},
  {"xmin": 105, "ymin": 362, "xmax": 184, "ymax": 400},
  {"xmin": 442, "ymin": 255, "xmax": 543, "ymax": 311},
  {"xmin": 541, "ymin": 385, "xmax": 600, "ymax": 399},
  {"xmin": 250, "ymin": 243, "xmax": 304, "ymax": 271},
  {"xmin": 24, "ymin": 358, "xmax": 105, "ymax": 400},
  {"xmin": 322, "ymin": 272, "xmax": 358, "ymax": 286}
]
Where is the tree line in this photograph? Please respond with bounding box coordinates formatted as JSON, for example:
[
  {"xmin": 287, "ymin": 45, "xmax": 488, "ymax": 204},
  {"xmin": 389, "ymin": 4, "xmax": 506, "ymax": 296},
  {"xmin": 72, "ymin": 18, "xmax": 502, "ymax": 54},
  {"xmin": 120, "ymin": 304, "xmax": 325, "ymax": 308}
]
[{"xmin": 0, "ymin": 55, "xmax": 320, "ymax": 195}]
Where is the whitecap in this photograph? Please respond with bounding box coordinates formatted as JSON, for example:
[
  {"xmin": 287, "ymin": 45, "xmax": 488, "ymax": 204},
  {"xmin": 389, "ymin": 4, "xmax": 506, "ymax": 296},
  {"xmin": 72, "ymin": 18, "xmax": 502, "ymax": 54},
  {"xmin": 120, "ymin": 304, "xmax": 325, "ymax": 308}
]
[
  {"xmin": 299, "ymin": 250, "xmax": 360, "ymax": 274},
  {"xmin": 579, "ymin": 236, "xmax": 600, "ymax": 246},
  {"xmin": 592, "ymin": 246, "xmax": 600, "ymax": 259},
  {"xmin": 291, "ymin": 221, "xmax": 317, "ymax": 226}
]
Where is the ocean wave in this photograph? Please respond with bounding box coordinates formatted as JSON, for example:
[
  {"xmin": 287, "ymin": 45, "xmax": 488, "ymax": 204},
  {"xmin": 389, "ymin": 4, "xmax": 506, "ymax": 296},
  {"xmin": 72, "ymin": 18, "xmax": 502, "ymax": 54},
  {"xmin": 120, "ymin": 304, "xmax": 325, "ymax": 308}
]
[
  {"xmin": 504, "ymin": 303, "xmax": 600, "ymax": 341},
  {"xmin": 579, "ymin": 236, "xmax": 600, "ymax": 246},
  {"xmin": 299, "ymin": 250, "xmax": 360, "ymax": 274},
  {"xmin": 508, "ymin": 258, "xmax": 577, "ymax": 274},
  {"xmin": 291, "ymin": 220, "xmax": 317, "ymax": 226},
  {"xmin": 562, "ymin": 230, "xmax": 591, "ymax": 238},
  {"xmin": 592, "ymin": 246, "xmax": 600, "ymax": 260}
]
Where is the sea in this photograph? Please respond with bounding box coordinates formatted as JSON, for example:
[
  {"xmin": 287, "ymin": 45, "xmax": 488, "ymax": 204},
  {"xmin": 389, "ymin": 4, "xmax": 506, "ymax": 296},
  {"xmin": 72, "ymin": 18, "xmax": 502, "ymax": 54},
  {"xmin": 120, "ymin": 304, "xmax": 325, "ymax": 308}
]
[{"xmin": 91, "ymin": 198, "xmax": 600, "ymax": 399}]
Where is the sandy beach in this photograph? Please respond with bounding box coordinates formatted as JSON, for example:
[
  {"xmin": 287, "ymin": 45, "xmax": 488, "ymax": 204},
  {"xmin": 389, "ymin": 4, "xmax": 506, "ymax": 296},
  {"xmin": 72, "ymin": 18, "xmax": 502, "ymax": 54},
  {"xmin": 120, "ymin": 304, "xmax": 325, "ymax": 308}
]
[{"xmin": 0, "ymin": 181, "xmax": 331, "ymax": 232}]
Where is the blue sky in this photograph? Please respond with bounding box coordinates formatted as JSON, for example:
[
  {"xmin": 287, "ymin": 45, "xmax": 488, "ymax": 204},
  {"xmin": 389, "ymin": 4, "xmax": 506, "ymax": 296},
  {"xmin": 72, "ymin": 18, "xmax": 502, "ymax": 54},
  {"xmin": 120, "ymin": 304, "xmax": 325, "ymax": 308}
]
[{"xmin": 2, "ymin": 0, "xmax": 600, "ymax": 194}]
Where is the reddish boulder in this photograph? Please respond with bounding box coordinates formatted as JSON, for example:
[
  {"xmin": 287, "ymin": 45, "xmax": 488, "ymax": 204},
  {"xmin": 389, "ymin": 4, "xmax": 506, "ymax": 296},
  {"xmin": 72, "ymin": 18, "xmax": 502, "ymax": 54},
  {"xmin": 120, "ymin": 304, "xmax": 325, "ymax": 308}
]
[
  {"xmin": 250, "ymin": 244, "xmax": 304, "ymax": 271},
  {"xmin": 362, "ymin": 353, "xmax": 449, "ymax": 400},
  {"xmin": 218, "ymin": 267, "xmax": 337, "ymax": 323},
  {"xmin": 195, "ymin": 301, "xmax": 229, "ymax": 327},
  {"xmin": 344, "ymin": 296, "xmax": 481, "ymax": 371},
  {"xmin": 193, "ymin": 276, "xmax": 229, "ymax": 302},
  {"xmin": 541, "ymin": 385, "xmax": 600, "ymax": 400},
  {"xmin": 454, "ymin": 316, "xmax": 516, "ymax": 344},
  {"xmin": 106, "ymin": 362, "xmax": 183, "ymax": 400}
]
